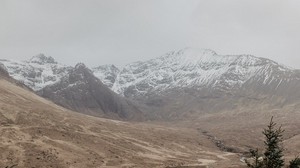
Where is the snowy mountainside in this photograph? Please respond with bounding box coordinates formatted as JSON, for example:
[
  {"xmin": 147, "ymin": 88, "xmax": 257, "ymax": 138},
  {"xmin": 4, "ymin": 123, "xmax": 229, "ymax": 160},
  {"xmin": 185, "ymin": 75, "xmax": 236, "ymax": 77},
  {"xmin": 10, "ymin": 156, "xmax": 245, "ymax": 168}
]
[
  {"xmin": 92, "ymin": 64, "xmax": 120, "ymax": 88},
  {"xmin": 94, "ymin": 48, "xmax": 298, "ymax": 98},
  {"xmin": 0, "ymin": 54, "xmax": 72, "ymax": 91},
  {"xmin": 91, "ymin": 48, "xmax": 300, "ymax": 120}
]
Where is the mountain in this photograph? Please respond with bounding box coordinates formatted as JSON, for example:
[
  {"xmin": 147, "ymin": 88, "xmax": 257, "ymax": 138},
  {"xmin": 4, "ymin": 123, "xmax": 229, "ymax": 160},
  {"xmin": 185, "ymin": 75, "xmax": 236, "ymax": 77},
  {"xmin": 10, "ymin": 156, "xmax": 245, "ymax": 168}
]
[
  {"xmin": 90, "ymin": 48, "xmax": 300, "ymax": 157},
  {"xmin": 0, "ymin": 54, "xmax": 72, "ymax": 91},
  {"xmin": 0, "ymin": 55, "xmax": 143, "ymax": 120},
  {"xmin": 2, "ymin": 48, "xmax": 300, "ymax": 120},
  {"xmin": 0, "ymin": 70, "xmax": 245, "ymax": 168},
  {"xmin": 1, "ymin": 49, "xmax": 300, "ymax": 166},
  {"xmin": 95, "ymin": 48, "xmax": 300, "ymax": 119},
  {"xmin": 38, "ymin": 63, "xmax": 144, "ymax": 120},
  {"xmin": 98, "ymin": 48, "xmax": 298, "ymax": 97}
]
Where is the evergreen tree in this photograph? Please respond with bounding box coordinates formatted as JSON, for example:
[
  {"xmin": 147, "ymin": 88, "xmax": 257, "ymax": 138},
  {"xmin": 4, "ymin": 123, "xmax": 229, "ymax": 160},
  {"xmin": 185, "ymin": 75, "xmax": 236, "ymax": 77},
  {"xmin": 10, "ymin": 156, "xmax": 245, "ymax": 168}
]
[
  {"xmin": 245, "ymin": 117, "xmax": 299, "ymax": 168},
  {"xmin": 262, "ymin": 117, "xmax": 285, "ymax": 168},
  {"xmin": 289, "ymin": 157, "xmax": 300, "ymax": 168},
  {"xmin": 245, "ymin": 149, "xmax": 263, "ymax": 168},
  {"xmin": 246, "ymin": 117, "xmax": 284, "ymax": 168}
]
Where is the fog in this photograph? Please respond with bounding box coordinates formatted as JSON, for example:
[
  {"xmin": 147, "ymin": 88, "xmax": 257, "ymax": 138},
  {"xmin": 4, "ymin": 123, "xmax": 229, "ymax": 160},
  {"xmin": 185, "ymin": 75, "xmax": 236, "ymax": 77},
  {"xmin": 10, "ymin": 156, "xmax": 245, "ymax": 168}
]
[{"xmin": 1, "ymin": 0, "xmax": 300, "ymax": 68}]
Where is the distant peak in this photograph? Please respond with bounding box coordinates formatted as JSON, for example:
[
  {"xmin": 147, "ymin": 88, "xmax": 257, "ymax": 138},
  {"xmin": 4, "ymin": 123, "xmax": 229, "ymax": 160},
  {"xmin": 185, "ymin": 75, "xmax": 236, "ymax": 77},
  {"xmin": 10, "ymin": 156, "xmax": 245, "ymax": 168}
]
[
  {"xmin": 29, "ymin": 54, "xmax": 57, "ymax": 64},
  {"xmin": 164, "ymin": 48, "xmax": 218, "ymax": 61},
  {"xmin": 75, "ymin": 63, "xmax": 87, "ymax": 69},
  {"xmin": 93, "ymin": 64, "xmax": 120, "ymax": 71},
  {"xmin": 157, "ymin": 48, "xmax": 277, "ymax": 68},
  {"xmin": 162, "ymin": 48, "xmax": 221, "ymax": 64},
  {"xmin": 94, "ymin": 64, "xmax": 114, "ymax": 69},
  {"xmin": 180, "ymin": 48, "xmax": 217, "ymax": 55}
]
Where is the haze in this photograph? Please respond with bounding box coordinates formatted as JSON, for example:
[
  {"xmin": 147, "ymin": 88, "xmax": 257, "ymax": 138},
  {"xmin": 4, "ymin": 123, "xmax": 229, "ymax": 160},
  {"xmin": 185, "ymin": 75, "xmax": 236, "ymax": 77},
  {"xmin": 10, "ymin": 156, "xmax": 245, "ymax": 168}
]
[{"xmin": 1, "ymin": 0, "xmax": 300, "ymax": 68}]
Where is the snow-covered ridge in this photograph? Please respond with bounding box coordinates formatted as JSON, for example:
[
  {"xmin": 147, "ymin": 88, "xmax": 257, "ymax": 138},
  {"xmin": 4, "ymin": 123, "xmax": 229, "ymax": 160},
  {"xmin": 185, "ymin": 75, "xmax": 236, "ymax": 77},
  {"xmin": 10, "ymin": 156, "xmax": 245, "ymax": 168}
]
[
  {"xmin": 28, "ymin": 53, "xmax": 57, "ymax": 64},
  {"xmin": 0, "ymin": 54, "xmax": 71, "ymax": 91},
  {"xmin": 94, "ymin": 48, "xmax": 295, "ymax": 97},
  {"xmin": 0, "ymin": 48, "xmax": 297, "ymax": 97}
]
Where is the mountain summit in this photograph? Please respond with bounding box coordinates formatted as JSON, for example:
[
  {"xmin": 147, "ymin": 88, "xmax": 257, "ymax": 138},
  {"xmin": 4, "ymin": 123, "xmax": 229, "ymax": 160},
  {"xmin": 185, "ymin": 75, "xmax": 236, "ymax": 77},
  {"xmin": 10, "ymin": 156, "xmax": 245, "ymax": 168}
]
[
  {"xmin": 93, "ymin": 48, "xmax": 300, "ymax": 119},
  {"xmin": 95, "ymin": 48, "xmax": 292, "ymax": 98},
  {"xmin": 28, "ymin": 53, "xmax": 57, "ymax": 64},
  {"xmin": 0, "ymin": 54, "xmax": 71, "ymax": 90}
]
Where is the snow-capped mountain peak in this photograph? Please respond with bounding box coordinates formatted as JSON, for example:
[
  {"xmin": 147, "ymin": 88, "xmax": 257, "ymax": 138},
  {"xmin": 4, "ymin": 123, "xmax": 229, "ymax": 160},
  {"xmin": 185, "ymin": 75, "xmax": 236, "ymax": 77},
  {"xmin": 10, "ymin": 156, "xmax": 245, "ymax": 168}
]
[
  {"xmin": 92, "ymin": 48, "xmax": 295, "ymax": 98},
  {"xmin": 164, "ymin": 48, "xmax": 269, "ymax": 68},
  {"xmin": 1, "ymin": 48, "xmax": 297, "ymax": 99},
  {"xmin": 75, "ymin": 63, "xmax": 88, "ymax": 70},
  {"xmin": 0, "ymin": 54, "xmax": 71, "ymax": 91},
  {"xmin": 28, "ymin": 53, "xmax": 57, "ymax": 64},
  {"xmin": 168, "ymin": 48, "xmax": 218, "ymax": 63}
]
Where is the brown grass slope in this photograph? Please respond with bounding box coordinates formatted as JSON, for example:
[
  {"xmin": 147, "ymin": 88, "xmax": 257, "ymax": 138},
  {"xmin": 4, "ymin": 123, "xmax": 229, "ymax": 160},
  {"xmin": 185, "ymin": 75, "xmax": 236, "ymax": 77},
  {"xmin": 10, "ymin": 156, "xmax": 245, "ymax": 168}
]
[
  {"xmin": 174, "ymin": 104, "xmax": 300, "ymax": 162},
  {"xmin": 0, "ymin": 78, "xmax": 246, "ymax": 168}
]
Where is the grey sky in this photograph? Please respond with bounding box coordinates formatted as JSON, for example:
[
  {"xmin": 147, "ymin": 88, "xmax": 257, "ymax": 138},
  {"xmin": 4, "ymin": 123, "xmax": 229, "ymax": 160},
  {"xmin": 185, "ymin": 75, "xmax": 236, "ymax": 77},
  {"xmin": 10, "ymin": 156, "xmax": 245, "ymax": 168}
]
[{"xmin": 1, "ymin": 0, "xmax": 300, "ymax": 68}]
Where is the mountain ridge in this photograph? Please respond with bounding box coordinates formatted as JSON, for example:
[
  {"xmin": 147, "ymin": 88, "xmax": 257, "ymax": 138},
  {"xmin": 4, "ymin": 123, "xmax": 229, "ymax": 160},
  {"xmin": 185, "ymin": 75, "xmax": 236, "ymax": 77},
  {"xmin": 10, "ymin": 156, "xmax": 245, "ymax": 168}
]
[
  {"xmin": 94, "ymin": 48, "xmax": 297, "ymax": 97},
  {"xmin": 1, "ymin": 48, "xmax": 297, "ymax": 94},
  {"xmin": 1, "ymin": 48, "xmax": 300, "ymax": 120},
  {"xmin": 91, "ymin": 48, "xmax": 300, "ymax": 120},
  {"xmin": 0, "ymin": 54, "xmax": 72, "ymax": 91}
]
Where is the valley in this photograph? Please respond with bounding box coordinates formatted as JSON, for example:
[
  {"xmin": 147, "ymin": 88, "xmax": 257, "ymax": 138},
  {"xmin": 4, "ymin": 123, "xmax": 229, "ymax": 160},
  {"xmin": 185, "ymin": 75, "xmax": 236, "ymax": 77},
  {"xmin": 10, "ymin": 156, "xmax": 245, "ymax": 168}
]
[
  {"xmin": 2, "ymin": 1, "xmax": 299, "ymax": 167},
  {"xmin": 0, "ymin": 78, "xmax": 244, "ymax": 168},
  {"xmin": 0, "ymin": 48, "xmax": 299, "ymax": 167}
]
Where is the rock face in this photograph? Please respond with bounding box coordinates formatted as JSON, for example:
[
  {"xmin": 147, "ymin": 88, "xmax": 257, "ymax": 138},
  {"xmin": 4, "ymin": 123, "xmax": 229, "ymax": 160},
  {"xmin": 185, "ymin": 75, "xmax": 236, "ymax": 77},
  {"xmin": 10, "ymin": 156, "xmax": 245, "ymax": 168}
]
[{"xmin": 38, "ymin": 63, "xmax": 144, "ymax": 120}]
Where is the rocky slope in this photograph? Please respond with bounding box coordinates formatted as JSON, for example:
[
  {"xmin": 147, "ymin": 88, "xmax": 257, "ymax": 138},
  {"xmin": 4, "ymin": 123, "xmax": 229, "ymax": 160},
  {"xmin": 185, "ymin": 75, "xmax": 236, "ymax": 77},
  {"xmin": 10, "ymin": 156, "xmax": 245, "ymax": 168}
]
[{"xmin": 38, "ymin": 63, "xmax": 144, "ymax": 120}]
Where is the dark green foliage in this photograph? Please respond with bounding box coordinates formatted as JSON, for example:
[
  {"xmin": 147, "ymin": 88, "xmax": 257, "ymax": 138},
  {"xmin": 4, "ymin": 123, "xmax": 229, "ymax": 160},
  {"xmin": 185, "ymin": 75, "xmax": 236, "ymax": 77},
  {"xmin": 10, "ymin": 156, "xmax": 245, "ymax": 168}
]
[
  {"xmin": 262, "ymin": 117, "xmax": 285, "ymax": 168},
  {"xmin": 289, "ymin": 157, "xmax": 300, "ymax": 168},
  {"xmin": 245, "ymin": 117, "xmax": 299, "ymax": 168},
  {"xmin": 245, "ymin": 149, "xmax": 264, "ymax": 168}
]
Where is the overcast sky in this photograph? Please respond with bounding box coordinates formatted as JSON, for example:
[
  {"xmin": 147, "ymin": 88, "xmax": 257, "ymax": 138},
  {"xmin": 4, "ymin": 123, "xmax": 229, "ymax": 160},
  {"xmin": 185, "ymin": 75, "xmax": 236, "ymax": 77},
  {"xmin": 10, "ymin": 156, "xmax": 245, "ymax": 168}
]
[{"xmin": 1, "ymin": 0, "xmax": 300, "ymax": 68}]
